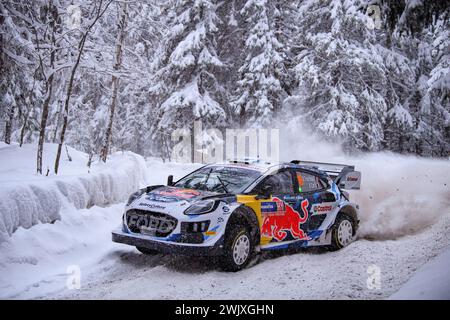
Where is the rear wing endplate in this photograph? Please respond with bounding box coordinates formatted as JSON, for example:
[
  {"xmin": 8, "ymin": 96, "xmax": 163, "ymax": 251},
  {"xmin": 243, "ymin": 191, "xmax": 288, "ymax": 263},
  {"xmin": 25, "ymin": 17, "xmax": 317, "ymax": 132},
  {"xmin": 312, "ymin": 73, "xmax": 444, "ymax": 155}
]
[{"xmin": 290, "ymin": 160, "xmax": 361, "ymax": 190}]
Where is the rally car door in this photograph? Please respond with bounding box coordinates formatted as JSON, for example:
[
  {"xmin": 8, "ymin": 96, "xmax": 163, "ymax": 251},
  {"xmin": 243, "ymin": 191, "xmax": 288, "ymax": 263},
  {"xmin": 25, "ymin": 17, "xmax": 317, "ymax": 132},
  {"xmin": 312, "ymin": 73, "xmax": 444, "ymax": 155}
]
[
  {"xmin": 258, "ymin": 169, "xmax": 310, "ymax": 244},
  {"xmin": 293, "ymin": 169, "xmax": 335, "ymax": 234}
]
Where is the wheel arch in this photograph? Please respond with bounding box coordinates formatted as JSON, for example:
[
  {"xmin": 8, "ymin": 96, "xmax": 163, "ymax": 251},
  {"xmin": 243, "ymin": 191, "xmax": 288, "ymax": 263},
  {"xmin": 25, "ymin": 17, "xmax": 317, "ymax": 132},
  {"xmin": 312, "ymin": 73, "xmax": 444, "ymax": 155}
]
[
  {"xmin": 338, "ymin": 204, "xmax": 359, "ymax": 233},
  {"xmin": 226, "ymin": 205, "xmax": 260, "ymax": 246}
]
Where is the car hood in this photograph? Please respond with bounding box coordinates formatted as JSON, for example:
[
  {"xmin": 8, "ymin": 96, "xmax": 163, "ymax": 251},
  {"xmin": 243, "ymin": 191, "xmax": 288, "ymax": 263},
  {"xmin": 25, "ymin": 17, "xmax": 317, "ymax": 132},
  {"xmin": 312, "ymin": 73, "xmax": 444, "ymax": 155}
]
[{"xmin": 127, "ymin": 186, "xmax": 219, "ymax": 215}]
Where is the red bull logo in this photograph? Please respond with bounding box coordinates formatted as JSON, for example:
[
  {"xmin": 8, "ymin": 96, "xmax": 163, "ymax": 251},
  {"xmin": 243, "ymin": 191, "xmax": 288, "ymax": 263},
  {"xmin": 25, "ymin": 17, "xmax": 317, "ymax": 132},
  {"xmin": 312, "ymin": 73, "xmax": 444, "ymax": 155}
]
[
  {"xmin": 261, "ymin": 198, "xmax": 309, "ymax": 241},
  {"xmin": 147, "ymin": 187, "xmax": 202, "ymax": 203},
  {"xmin": 157, "ymin": 188, "xmax": 200, "ymax": 199}
]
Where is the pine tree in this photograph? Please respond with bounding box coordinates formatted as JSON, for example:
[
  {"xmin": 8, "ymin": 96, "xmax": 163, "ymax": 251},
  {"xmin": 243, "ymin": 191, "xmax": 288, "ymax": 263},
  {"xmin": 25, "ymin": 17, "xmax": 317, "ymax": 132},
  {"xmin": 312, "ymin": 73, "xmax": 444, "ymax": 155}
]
[
  {"xmin": 0, "ymin": 1, "xmax": 44, "ymax": 146},
  {"xmin": 150, "ymin": 0, "xmax": 227, "ymax": 160},
  {"xmin": 115, "ymin": 1, "xmax": 164, "ymax": 156},
  {"xmin": 289, "ymin": 0, "xmax": 390, "ymax": 152},
  {"xmin": 233, "ymin": 0, "xmax": 286, "ymax": 127},
  {"xmin": 100, "ymin": 0, "xmax": 128, "ymax": 163},
  {"xmin": 393, "ymin": 0, "xmax": 450, "ymax": 156},
  {"xmin": 1, "ymin": 0, "xmax": 448, "ymax": 159}
]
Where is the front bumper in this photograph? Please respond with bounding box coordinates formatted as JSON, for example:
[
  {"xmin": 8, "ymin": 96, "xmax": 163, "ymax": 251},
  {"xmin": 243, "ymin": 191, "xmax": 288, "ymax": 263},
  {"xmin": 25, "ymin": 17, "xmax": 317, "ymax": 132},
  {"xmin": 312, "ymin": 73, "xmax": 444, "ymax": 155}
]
[{"xmin": 112, "ymin": 230, "xmax": 224, "ymax": 256}]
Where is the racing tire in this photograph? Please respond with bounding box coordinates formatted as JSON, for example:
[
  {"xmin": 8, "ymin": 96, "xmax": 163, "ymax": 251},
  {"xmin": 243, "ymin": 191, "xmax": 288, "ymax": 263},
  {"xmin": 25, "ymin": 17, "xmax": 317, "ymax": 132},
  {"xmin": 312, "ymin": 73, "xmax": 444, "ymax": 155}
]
[
  {"xmin": 329, "ymin": 213, "xmax": 355, "ymax": 251},
  {"xmin": 219, "ymin": 225, "xmax": 254, "ymax": 272},
  {"xmin": 136, "ymin": 246, "xmax": 159, "ymax": 255}
]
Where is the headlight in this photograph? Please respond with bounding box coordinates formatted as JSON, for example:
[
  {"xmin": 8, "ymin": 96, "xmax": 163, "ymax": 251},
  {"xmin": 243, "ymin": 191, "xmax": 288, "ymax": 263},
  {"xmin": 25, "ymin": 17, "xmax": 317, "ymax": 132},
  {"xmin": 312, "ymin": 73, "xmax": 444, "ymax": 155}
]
[
  {"xmin": 126, "ymin": 189, "xmax": 145, "ymax": 205},
  {"xmin": 184, "ymin": 200, "xmax": 217, "ymax": 215}
]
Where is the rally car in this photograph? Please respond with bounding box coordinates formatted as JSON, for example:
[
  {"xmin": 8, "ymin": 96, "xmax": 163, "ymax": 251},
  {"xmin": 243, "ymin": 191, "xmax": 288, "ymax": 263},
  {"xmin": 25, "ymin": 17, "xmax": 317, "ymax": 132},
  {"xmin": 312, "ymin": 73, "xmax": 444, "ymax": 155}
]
[{"xmin": 112, "ymin": 159, "xmax": 361, "ymax": 271}]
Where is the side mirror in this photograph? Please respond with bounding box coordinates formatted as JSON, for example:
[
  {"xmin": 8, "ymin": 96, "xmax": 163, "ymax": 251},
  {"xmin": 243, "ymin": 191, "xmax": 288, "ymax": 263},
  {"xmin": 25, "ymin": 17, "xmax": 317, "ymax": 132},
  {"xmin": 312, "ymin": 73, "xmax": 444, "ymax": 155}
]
[
  {"xmin": 167, "ymin": 175, "xmax": 174, "ymax": 186},
  {"xmin": 256, "ymin": 185, "xmax": 272, "ymax": 200}
]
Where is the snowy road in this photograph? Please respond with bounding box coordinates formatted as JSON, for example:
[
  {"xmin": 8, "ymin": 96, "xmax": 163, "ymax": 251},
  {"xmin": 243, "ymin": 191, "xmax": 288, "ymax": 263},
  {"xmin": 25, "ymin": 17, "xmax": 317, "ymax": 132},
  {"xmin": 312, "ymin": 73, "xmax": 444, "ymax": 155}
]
[
  {"xmin": 3, "ymin": 200, "xmax": 447, "ymax": 300},
  {"xmin": 53, "ymin": 211, "xmax": 450, "ymax": 299}
]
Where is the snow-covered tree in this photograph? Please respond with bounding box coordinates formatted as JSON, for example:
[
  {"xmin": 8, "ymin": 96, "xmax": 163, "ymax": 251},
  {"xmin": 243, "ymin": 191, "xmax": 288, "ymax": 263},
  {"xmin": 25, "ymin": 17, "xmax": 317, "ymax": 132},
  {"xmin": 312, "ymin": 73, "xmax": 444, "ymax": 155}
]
[
  {"xmin": 150, "ymin": 0, "xmax": 227, "ymax": 159},
  {"xmin": 403, "ymin": 1, "xmax": 449, "ymax": 156},
  {"xmin": 113, "ymin": 1, "xmax": 164, "ymax": 156},
  {"xmin": 233, "ymin": 0, "xmax": 286, "ymax": 127},
  {"xmin": 287, "ymin": 0, "xmax": 392, "ymax": 151},
  {"xmin": 1, "ymin": 0, "xmax": 448, "ymax": 159},
  {"xmin": 0, "ymin": 1, "xmax": 47, "ymax": 146}
]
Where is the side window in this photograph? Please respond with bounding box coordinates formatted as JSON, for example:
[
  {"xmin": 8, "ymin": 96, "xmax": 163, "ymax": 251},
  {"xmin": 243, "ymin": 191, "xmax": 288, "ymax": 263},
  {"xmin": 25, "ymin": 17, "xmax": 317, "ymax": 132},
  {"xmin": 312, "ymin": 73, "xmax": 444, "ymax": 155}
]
[
  {"xmin": 296, "ymin": 171, "xmax": 326, "ymax": 193},
  {"xmin": 261, "ymin": 171, "xmax": 294, "ymax": 194}
]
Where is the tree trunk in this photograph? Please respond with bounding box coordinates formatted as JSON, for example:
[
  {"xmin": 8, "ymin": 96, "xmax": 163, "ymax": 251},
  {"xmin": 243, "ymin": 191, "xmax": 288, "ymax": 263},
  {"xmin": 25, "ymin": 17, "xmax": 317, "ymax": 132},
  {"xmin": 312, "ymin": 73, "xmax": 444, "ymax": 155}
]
[
  {"xmin": 100, "ymin": 2, "xmax": 128, "ymax": 163},
  {"xmin": 19, "ymin": 111, "xmax": 28, "ymax": 147},
  {"xmin": 52, "ymin": 100, "xmax": 63, "ymax": 142},
  {"xmin": 36, "ymin": 2, "xmax": 57, "ymax": 174},
  {"xmin": 54, "ymin": 0, "xmax": 113, "ymax": 174},
  {"xmin": 37, "ymin": 75, "xmax": 55, "ymax": 174},
  {"xmin": 54, "ymin": 34, "xmax": 88, "ymax": 175},
  {"xmin": 87, "ymin": 152, "xmax": 94, "ymax": 169},
  {"xmin": 3, "ymin": 105, "xmax": 15, "ymax": 144}
]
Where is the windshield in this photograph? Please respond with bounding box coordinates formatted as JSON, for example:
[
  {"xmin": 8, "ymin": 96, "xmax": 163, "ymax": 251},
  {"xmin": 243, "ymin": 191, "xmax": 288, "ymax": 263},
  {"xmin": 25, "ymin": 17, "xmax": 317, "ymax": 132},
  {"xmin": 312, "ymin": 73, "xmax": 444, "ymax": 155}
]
[{"xmin": 174, "ymin": 165, "xmax": 262, "ymax": 194}]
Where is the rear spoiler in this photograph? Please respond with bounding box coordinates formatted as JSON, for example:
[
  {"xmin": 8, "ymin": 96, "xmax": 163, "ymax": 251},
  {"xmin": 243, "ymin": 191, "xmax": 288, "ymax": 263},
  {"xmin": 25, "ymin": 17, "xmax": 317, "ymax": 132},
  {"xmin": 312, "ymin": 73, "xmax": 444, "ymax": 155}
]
[{"xmin": 290, "ymin": 160, "xmax": 361, "ymax": 190}]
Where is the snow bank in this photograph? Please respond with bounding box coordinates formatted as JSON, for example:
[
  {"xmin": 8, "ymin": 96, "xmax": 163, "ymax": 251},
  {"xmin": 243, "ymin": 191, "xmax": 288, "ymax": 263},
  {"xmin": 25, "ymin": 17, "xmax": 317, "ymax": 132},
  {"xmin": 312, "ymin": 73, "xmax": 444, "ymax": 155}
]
[
  {"xmin": 280, "ymin": 122, "xmax": 450, "ymax": 240},
  {"xmin": 0, "ymin": 158, "xmax": 200, "ymax": 299},
  {"xmin": 0, "ymin": 203, "xmax": 126, "ymax": 298},
  {"xmin": 389, "ymin": 247, "xmax": 450, "ymax": 299},
  {"xmin": 0, "ymin": 143, "xmax": 149, "ymax": 242}
]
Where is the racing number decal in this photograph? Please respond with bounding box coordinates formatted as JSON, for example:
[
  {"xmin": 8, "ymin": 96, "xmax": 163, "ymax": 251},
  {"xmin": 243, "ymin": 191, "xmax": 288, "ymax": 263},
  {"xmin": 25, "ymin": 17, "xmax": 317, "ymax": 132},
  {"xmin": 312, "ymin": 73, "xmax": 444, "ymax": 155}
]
[
  {"xmin": 261, "ymin": 200, "xmax": 286, "ymax": 215},
  {"xmin": 261, "ymin": 197, "xmax": 309, "ymax": 242}
]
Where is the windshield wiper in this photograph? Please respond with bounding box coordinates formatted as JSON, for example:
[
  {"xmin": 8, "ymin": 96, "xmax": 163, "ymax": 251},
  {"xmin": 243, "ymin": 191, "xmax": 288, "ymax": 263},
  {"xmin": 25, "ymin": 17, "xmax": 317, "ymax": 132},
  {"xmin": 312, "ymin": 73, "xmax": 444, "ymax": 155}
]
[
  {"xmin": 198, "ymin": 168, "xmax": 213, "ymax": 191},
  {"xmin": 216, "ymin": 176, "xmax": 229, "ymax": 193}
]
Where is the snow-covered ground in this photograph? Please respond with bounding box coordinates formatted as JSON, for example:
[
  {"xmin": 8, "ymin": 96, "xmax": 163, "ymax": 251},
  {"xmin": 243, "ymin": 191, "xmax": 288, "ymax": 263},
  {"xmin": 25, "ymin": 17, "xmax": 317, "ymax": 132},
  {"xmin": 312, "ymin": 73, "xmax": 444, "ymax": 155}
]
[
  {"xmin": 389, "ymin": 247, "xmax": 450, "ymax": 300},
  {"xmin": 0, "ymin": 141, "xmax": 449, "ymax": 299}
]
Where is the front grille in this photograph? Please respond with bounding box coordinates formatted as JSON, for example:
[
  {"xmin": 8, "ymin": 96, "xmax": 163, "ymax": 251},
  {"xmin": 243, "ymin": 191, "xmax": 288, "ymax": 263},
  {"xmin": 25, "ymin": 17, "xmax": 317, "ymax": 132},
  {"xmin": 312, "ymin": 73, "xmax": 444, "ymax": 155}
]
[
  {"xmin": 177, "ymin": 233, "xmax": 204, "ymax": 244},
  {"xmin": 126, "ymin": 209, "xmax": 177, "ymax": 237}
]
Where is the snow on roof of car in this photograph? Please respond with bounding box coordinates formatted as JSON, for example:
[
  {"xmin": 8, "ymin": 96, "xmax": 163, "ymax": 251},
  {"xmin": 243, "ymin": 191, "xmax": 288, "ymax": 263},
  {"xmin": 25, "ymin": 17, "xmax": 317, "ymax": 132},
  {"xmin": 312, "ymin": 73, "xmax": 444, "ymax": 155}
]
[
  {"xmin": 210, "ymin": 159, "xmax": 278, "ymax": 172},
  {"xmin": 204, "ymin": 160, "xmax": 334, "ymax": 176}
]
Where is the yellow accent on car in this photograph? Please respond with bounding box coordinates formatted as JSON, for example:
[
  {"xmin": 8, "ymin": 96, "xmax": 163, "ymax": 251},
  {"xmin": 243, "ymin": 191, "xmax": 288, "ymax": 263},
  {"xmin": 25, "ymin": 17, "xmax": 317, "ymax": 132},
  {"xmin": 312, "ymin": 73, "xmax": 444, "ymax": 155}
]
[{"xmin": 236, "ymin": 195, "xmax": 273, "ymax": 246}]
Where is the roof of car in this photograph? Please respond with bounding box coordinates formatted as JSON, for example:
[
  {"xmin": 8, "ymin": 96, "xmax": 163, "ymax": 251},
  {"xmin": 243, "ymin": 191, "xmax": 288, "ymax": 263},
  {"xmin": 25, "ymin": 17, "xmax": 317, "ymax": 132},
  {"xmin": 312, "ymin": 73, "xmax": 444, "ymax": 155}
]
[
  {"xmin": 209, "ymin": 160, "xmax": 277, "ymax": 172},
  {"xmin": 207, "ymin": 159, "xmax": 328, "ymax": 176},
  {"xmin": 286, "ymin": 163, "xmax": 328, "ymax": 176}
]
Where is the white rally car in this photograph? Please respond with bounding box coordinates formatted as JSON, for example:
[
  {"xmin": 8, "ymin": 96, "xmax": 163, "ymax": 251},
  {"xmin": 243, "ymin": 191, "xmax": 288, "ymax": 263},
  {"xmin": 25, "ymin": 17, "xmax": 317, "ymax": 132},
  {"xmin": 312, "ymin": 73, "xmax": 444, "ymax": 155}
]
[{"xmin": 112, "ymin": 159, "xmax": 361, "ymax": 271}]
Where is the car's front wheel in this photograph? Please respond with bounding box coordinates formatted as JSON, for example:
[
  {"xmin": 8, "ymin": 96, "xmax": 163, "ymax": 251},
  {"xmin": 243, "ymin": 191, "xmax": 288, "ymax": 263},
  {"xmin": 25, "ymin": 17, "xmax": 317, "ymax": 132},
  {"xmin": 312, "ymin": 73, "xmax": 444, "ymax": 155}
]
[
  {"xmin": 219, "ymin": 225, "xmax": 254, "ymax": 272},
  {"xmin": 329, "ymin": 214, "xmax": 355, "ymax": 251},
  {"xmin": 136, "ymin": 246, "xmax": 159, "ymax": 255}
]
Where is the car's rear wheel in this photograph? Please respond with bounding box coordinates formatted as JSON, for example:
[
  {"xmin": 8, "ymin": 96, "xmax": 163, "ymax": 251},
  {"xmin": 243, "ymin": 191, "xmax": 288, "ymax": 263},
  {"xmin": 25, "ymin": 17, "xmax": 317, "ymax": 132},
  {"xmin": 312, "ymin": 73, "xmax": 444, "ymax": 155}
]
[
  {"xmin": 136, "ymin": 246, "xmax": 159, "ymax": 255},
  {"xmin": 329, "ymin": 214, "xmax": 355, "ymax": 251},
  {"xmin": 219, "ymin": 225, "xmax": 254, "ymax": 272}
]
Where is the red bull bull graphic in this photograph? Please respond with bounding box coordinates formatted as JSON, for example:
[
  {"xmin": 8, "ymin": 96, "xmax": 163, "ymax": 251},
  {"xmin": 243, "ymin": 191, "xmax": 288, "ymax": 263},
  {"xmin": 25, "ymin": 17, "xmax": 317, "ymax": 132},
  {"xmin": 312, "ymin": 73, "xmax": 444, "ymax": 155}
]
[{"xmin": 261, "ymin": 197, "xmax": 310, "ymax": 242}]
